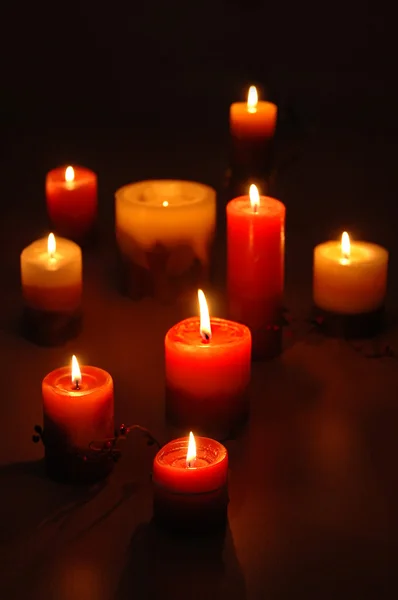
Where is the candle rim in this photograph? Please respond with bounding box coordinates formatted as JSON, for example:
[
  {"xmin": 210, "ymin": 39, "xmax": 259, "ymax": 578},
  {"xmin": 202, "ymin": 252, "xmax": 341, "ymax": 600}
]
[
  {"xmin": 227, "ymin": 194, "xmax": 285, "ymax": 217},
  {"xmin": 42, "ymin": 365, "xmax": 112, "ymax": 396},
  {"xmin": 115, "ymin": 179, "xmax": 216, "ymax": 210},
  {"xmin": 314, "ymin": 240, "xmax": 389, "ymax": 265},
  {"xmin": 154, "ymin": 436, "xmax": 227, "ymax": 470},
  {"xmin": 46, "ymin": 165, "xmax": 97, "ymax": 185},
  {"xmin": 166, "ymin": 316, "xmax": 251, "ymax": 348},
  {"xmin": 20, "ymin": 235, "xmax": 82, "ymax": 265}
]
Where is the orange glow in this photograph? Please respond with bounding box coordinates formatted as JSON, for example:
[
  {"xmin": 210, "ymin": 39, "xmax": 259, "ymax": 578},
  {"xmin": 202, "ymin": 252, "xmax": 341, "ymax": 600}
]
[
  {"xmin": 341, "ymin": 231, "xmax": 350, "ymax": 262},
  {"xmin": 65, "ymin": 166, "xmax": 75, "ymax": 182},
  {"xmin": 71, "ymin": 355, "xmax": 82, "ymax": 387},
  {"xmin": 162, "ymin": 200, "xmax": 169, "ymax": 207},
  {"xmin": 247, "ymin": 85, "xmax": 258, "ymax": 113},
  {"xmin": 198, "ymin": 289, "xmax": 211, "ymax": 341},
  {"xmin": 186, "ymin": 431, "xmax": 196, "ymax": 467},
  {"xmin": 47, "ymin": 233, "xmax": 56, "ymax": 257},
  {"xmin": 249, "ymin": 184, "xmax": 260, "ymax": 212}
]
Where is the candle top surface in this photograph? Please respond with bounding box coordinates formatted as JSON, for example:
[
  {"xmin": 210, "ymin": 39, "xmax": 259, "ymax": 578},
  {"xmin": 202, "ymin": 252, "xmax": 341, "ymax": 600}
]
[
  {"xmin": 155, "ymin": 436, "xmax": 227, "ymax": 470},
  {"xmin": 316, "ymin": 240, "xmax": 388, "ymax": 265},
  {"xmin": 43, "ymin": 365, "xmax": 112, "ymax": 397},
  {"xmin": 230, "ymin": 100, "xmax": 277, "ymax": 112},
  {"xmin": 166, "ymin": 317, "xmax": 251, "ymax": 348},
  {"xmin": 46, "ymin": 165, "xmax": 96, "ymax": 184},
  {"xmin": 21, "ymin": 236, "xmax": 81, "ymax": 268},
  {"xmin": 227, "ymin": 195, "xmax": 285, "ymax": 217},
  {"xmin": 116, "ymin": 179, "xmax": 215, "ymax": 210}
]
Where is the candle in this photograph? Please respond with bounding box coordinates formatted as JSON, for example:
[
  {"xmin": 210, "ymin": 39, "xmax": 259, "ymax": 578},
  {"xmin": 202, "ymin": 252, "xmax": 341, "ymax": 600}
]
[
  {"xmin": 313, "ymin": 231, "xmax": 388, "ymax": 315},
  {"xmin": 115, "ymin": 180, "xmax": 216, "ymax": 302},
  {"xmin": 42, "ymin": 355, "xmax": 114, "ymax": 482},
  {"xmin": 20, "ymin": 233, "xmax": 82, "ymax": 345},
  {"xmin": 46, "ymin": 165, "xmax": 97, "ymax": 240},
  {"xmin": 153, "ymin": 432, "xmax": 228, "ymax": 532},
  {"xmin": 229, "ymin": 85, "xmax": 277, "ymax": 179},
  {"xmin": 165, "ymin": 290, "xmax": 251, "ymax": 439},
  {"xmin": 227, "ymin": 185, "xmax": 285, "ymax": 359}
]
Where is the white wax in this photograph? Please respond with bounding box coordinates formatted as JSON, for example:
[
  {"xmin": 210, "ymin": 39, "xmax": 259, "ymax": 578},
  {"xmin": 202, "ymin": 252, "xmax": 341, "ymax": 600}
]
[
  {"xmin": 115, "ymin": 180, "xmax": 216, "ymax": 268},
  {"xmin": 20, "ymin": 236, "xmax": 82, "ymax": 312},
  {"xmin": 313, "ymin": 241, "xmax": 388, "ymax": 314}
]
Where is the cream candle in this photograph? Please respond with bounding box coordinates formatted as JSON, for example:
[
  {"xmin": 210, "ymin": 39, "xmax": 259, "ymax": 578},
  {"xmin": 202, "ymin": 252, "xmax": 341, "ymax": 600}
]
[
  {"xmin": 115, "ymin": 180, "xmax": 216, "ymax": 302},
  {"xmin": 313, "ymin": 232, "xmax": 388, "ymax": 315},
  {"xmin": 20, "ymin": 233, "xmax": 82, "ymax": 345}
]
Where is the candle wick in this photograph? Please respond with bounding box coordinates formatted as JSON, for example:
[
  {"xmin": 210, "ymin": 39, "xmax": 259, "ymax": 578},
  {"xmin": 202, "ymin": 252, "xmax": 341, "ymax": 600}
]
[
  {"xmin": 187, "ymin": 460, "xmax": 191, "ymax": 468},
  {"xmin": 201, "ymin": 332, "xmax": 211, "ymax": 344},
  {"xmin": 74, "ymin": 379, "xmax": 80, "ymax": 390},
  {"xmin": 253, "ymin": 204, "xmax": 258, "ymax": 214}
]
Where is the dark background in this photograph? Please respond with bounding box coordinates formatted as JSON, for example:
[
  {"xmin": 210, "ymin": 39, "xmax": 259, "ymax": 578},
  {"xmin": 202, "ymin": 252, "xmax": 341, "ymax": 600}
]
[{"xmin": 2, "ymin": 2, "xmax": 398, "ymax": 599}]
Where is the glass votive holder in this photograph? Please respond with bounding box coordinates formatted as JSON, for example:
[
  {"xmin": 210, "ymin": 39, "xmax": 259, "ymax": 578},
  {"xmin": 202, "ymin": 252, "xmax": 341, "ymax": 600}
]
[{"xmin": 115, "ymin": 180, "xmax": 216, "ymax": 303}]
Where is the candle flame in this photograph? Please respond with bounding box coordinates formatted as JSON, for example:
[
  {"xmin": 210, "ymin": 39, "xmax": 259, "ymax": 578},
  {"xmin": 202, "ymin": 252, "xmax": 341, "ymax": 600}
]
[
  {"xmin": 162, "ymin": 200, "xmax": 169, "ymax": 207},
  {"xmin": 71, "ymin": 355, "xmax": 82, "ymax": 388},
  {"xmin": 247, "ymin": 85, "xmax": 258, "ymax": 113},
  {"xmin": 65, "ymin": 166, "xmax": 75, "ymax": 182},
  {"xmin": 341, "ymin": 231, "xmax": 350, "ymax": 261},
  {"xmin": 249, "ymin": 184, "xmax": 260, "ymax": 212},
  {"xmin": 47, "ymin": 233, "xmax": 56, "ymax": 257},
  {"xmin": 186, "ymin": 431, "xmax": 196, "ymax": 467},
  {"xmin": 198, "ymin": 289, "xmax": 212, "ymax": 341}
]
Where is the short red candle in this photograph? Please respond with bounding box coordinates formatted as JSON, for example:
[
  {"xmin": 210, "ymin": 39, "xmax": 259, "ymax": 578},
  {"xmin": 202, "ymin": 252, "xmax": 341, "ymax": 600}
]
[
  {"xmin": 227, "ymin": 187, "xmax": 285, "ymax": 359},
  {"xmin": 46, "ymin": 165, "xmax": 97, "ymax": 240},
  {"xmin": 165, "ymin": 307, "xmax": 251, "ymax": 439},
  {"xmin": 42, "ymin": 356, "xmax": 114, "ymax": 482},
  {"xmin": 153, "ymin": 435, "xmax": 228, "ymax": 531}
]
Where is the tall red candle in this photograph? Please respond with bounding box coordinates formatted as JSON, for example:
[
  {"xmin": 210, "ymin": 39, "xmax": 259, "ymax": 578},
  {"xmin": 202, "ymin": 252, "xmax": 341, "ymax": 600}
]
[
  {"xmin": 46, "ymin": 165, "xmax": 97, "ymax": 240},
  {"xmin": 227, "ymin": 185, "xmax": 285, "ymax": 359},
  {"xmin": 165, "ymin": 290, "xmax": 251, "ymax": 439},
  {"xmin": 153, "ymin": 433, "xmax": 228, "ymax": 532},
  {"xmin": 42, "ymin": 355, "xmax": 114, "ymax": 482}
]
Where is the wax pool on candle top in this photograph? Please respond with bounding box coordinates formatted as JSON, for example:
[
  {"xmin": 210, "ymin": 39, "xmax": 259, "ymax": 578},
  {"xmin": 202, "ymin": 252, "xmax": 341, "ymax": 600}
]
[
  {"xmin": 46, "ymin": 165, "xmax": 97, "ymax": 239},
  {"xmin": 313, "ymin": 232, "xmax": 388, "ymax": 315}
]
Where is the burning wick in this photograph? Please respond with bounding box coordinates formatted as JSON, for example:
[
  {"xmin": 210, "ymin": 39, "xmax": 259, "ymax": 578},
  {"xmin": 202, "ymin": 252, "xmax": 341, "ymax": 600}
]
[
  {"xmin": 71, "ymin": 355, "xmax": 81, "ymax": 390},
  {"xmin": 186, "ymin": 431, "xmax": 196, "ymax": 468}
]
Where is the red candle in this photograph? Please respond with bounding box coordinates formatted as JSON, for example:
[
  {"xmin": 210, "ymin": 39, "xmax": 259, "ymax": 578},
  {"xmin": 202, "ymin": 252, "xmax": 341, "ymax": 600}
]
[
  {"xmin": 46, "ymin": 165, "xmax": 97, "ymax": 240},
  {"xmin": 42, "ymin": 355, "xmax": 114, "ymax": 482},
  {"xmin": 165, "ymin": 290, "xmax": 251, "ymax": 439},
  {"xmin": 153, "ymin": 432, "xmax": 228, "ymax": 532},
  {"xmin": 227, "ymin": 184, "xmax": 285, "ymax": 359}
]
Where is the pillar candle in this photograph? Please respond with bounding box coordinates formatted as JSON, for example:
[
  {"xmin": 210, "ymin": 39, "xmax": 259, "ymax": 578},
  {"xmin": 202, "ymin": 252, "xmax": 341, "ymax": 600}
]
[
  {"xmin": 115, "ymin": 180, "xmax": 216, "ymax": 302},
  {"xmin": 46, "ymin": 165, "xmax": 97, "ymax": 240},
  {"xmin": 42, "ymin": 355, "xmax": 114, "ymax": 482},
  {"xmin": 227, "ymin": 185, "xmax": 285, "ymax": 359},
  {"xmin": 229, "ymin": 86, "xmax": 277, "ymax": 180},
  {"xmin": 153, "ymin": 432, "xmax": 228, "ymax": 532},
  {"xmin": 20, "ymin": 233, "xmax": 82, "ymax": 345},
  {"xmin": 313, "ymin": 231, "xmax": 388, "ymax": 314},
  {"xmin": 165, "ymin": 290, "xmax": 251, "ymax": 439}
]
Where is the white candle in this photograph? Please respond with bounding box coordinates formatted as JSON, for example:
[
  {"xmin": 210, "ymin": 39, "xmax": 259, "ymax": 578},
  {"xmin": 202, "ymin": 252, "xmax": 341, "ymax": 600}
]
[
  {"xmin": 20, "ymin": 234, "xmax": 82, "ymax": 313},
  {"xmin": 313, "ymin": 232, "xmax": 388, "ymax": 314}
]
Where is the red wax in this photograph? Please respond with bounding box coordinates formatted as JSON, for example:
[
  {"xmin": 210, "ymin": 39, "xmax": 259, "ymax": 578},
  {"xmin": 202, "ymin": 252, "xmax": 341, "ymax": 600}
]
[
  {"xmin": 46, "ymin": 166, "xmax": 97, "ymax": 240},
  {"xmin": 42, "ymin": 366, "xmax": 114, "ymax": 451},
  {"xmin": 227, "ymin": 194, "xmax": 285, "ymax": 358},
  {"xmin": 165, "ymin": 317, "xmax": 251, "ymax": 438}
]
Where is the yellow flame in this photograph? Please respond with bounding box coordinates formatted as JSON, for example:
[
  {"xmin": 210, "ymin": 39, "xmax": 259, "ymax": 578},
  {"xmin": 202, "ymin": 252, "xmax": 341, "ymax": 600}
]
[
  {"xmin": 162, "ymin": 200, "xmax": 169, "ymax": 207},
  {"xmin": 249, "ymin": 184, "xmax": 260, "ymax": 211},
  {"xmin": 65, "ymin": 166, "xmax": 75, "ymax": 182},
  {"xmin": 341, "ymin": 231, "xmax": 350, "ymax": 260},
  {"xmin": 186, "ymin": 431, "xmax": 196, "ymax": 467},
  {"xmin": 47, "ymin": 233, "xmax": 56, "ymax": 257},
  {"xmin": 71, "ymin": 355, "xmax": 82, "ymax": 386},
  {"xmin": 198, "ymin": 289, "xmax": 212, "ymax": 341},
  {"xmin": 247, "ymin": 85, "xmax": 258, "ymax": 113}
]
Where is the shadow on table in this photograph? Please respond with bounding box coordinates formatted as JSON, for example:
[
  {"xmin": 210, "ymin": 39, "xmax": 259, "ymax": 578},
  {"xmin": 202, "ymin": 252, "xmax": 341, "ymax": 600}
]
[{"xmin": 115, "ymin": 520, "xmax": 246, "ymax": 600}]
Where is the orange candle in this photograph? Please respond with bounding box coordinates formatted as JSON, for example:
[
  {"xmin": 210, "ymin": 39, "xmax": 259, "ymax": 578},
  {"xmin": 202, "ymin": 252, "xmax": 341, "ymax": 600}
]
[
  {"xmin": 46, "ymin": 165, "xmax": 97, "ymax": 240},
  {"xmin": 42, "ymin": 355, "xmax": 114, "ymax": 482},
  {"xmin": 230, "ymin": 85, "xmax": 277, "ymax": 140}
]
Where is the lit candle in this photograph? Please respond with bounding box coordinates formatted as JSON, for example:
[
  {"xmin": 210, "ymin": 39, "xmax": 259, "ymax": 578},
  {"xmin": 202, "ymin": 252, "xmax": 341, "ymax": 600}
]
[
  {"xmin": 46, "ymin": 165, "xmax": 97, "ymax": 240},
  {"xmin": 42, "ymin": 355, "xmax": 114, "ymax": 482},
  {"xmin": 153, "ymin": 432, "xmax": 228, "ymax": 532},
  {"xmin": 115, "ymin": 180, "xmax": 216, "ymax": 302},
  {"xmin": 226, "ymin": 184, "xmax": 285, "ymax": 359},
  {"xmin": 229, "ymin": 85, "xmax": 278, "ymax": 178},
  {"xmin": 313, "ymin": 231, "xmax": 389, "ymax": 315},
  {"xmin": 165, "ymin": 290, "xmax": 251, "ymax": 439},
  {"xmin": 20, "ymin": 233, "xmax": 82, "ymax": 345}
]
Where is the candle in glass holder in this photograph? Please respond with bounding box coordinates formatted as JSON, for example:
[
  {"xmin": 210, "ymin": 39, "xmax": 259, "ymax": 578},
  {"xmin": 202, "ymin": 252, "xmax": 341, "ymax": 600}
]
[
  {"xmin": 229, "ymin": 86, "xmax": 277, "ymax": 180},
  {"xmin": 46, "ymin": 165, "xmax": 97, "ymax": 240},
  {"xmin": 153, "ymin": 432, "xmax": 228, "ymax": 532},
  {"xmin": 313, "ymin": 231, "xmax": 388, "ymax": 317},
  {"xmin": 20, "ymin": 233, "xmax": 82, "ymax": 346},
  {"xmin": 165, "ymin": 290, "xmax": 251, "ymax": 439},
  {"xmin": 115, "ymin": 180, "xmax": 216, "ymax": 303},
  {"xmin": 227, "ymin": 185, "xmax": 285, "ymax": 359},
  {"xmin": 42, "ymin": 355, "xmax": 114, "ymax": 482}
]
